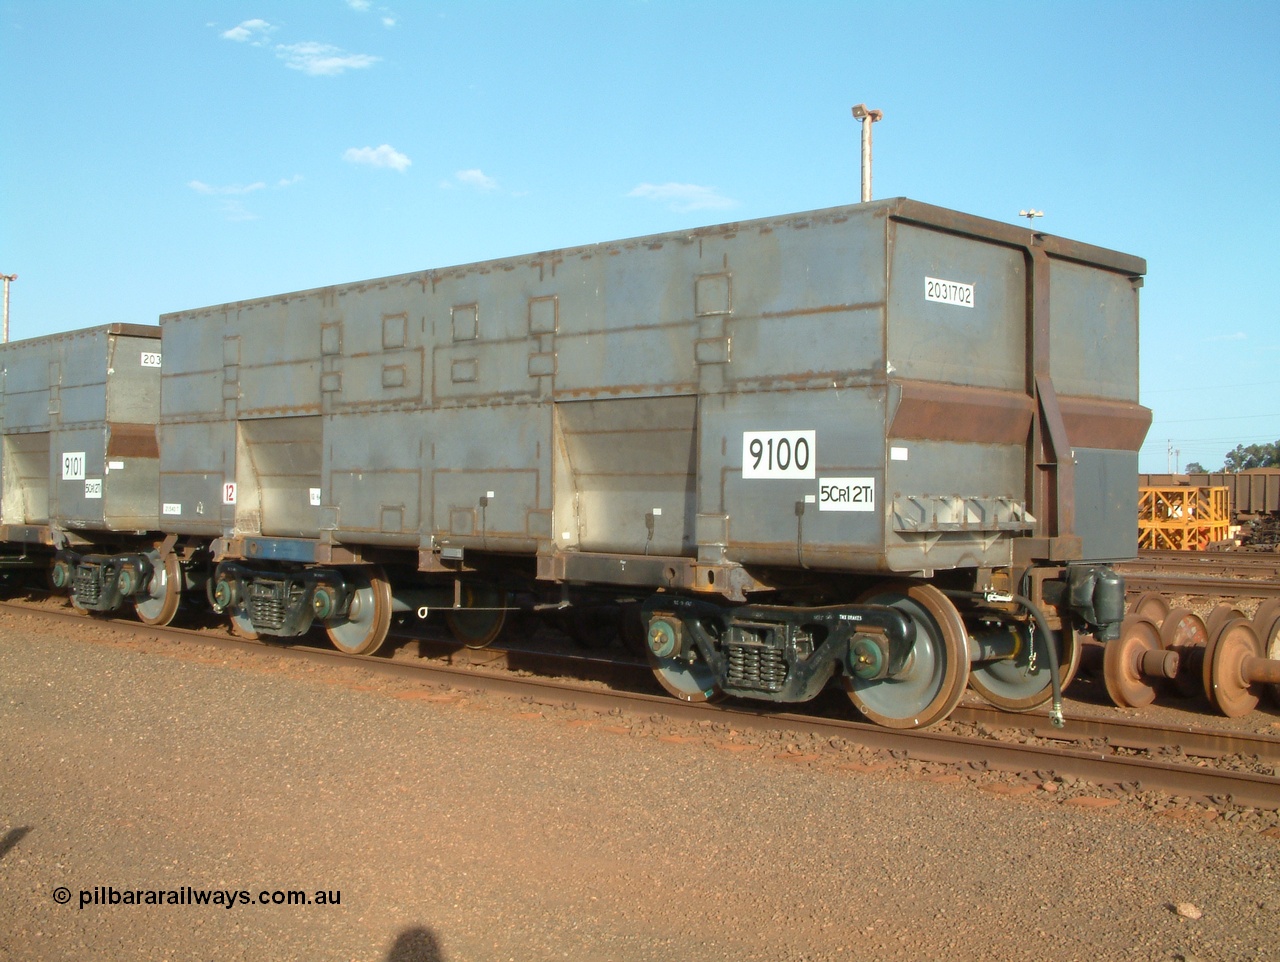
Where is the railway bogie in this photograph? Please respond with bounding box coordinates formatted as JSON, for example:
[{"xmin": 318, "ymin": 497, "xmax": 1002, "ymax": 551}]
[{"xmin": 1, "ymin": 199, "xmax": 1155, "ymax": 728}]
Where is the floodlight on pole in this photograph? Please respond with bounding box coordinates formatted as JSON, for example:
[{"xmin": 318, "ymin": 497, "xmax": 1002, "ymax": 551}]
[
  {"xmin": 0, "ymin": 273, "xmax": 15, "ymax": 344},
  {"xmin": 850, "ymin": 104, "xmax": 883, "ymax": 203},
  {"xmin": 1019, "ymin": 209, "xmax": 1044, "ymax": 224}
]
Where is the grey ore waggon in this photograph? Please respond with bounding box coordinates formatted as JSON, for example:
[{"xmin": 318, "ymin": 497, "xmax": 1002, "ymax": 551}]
[{"xmin": 0, "ymin": 198, "xmax": 1151, "ymax": 729}]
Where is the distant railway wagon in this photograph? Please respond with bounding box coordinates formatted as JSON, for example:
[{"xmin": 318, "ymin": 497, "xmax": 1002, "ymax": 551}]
[
  {"xmin": 1, "ymin": 198, "xmax": 1151, "ymax": 728},
  {"xmin": 1140, "ymin": 470, "xmax": 1280, "ymax": 521},
  {"xmin": 0, "ymin": 324, "xmax": 192, "ymax": 622},
  {"xmin": 1139, "ymin": 470, "xmax": 1280, "ymax": 548}
]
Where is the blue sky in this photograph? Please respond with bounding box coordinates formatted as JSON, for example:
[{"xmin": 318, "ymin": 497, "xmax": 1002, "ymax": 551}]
[{"xmin": 2, "ymin": 1, "xmax": 1277, "ymax": 473}]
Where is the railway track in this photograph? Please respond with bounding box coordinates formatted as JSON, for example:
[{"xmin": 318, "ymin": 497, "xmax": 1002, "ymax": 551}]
[
  {"xmin": 1117, "ymin": 550, "xmax": 1280, "ymax": 599},
  {"xmin": 8, "ymin": 598, "xmax": 1279, "ymax": 812}
]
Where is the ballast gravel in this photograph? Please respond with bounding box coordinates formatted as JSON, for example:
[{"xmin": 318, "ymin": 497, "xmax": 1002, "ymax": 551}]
[{"xmin": 0, "ymin": 609, "xmax": 1277, "ymax": 962}]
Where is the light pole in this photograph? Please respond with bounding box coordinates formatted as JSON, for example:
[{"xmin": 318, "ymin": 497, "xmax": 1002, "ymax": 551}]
[
  {"xmin": 1019, "ymin": 209, "xmax": 1044, "ymax": 225},
  {"xmin": 850, "ymin": 104, "xmax": 883, "ymax": 203},
  {"xmin": 0, "ymin": 273, "xmax": 15, "ymax": 343}
]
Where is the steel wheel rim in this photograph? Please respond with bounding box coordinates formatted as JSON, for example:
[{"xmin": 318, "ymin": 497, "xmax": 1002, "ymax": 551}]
[
  {"xmin": 847, "ymin": 582, "xmax": 969, "ymax": 729},
  {"xmin": 647, "ymin": 649, "xmax": 725, "ymax": 703},
  {"xmin": 969, "ymin": 623, "xmax": 1081, "ymax": 713},
  {"xmin": 135, "ymin": 554, "xmax": 181, "ymax": 627},
  {"xmin": 1252, "ymin": 602, "xmax": 1280, "ymax": 707},
  {"xmin": 1205, "ymin": 617, "xmax": 1262, "ymax": 718},
  {"xmin": 326, "ymin": 567, "xmax": 392, "ymax": 655},
  {"xmin": 1128, "ymin": 591, "xmax": 1169, "ymax": 622},
  {"xmin": 444, "ymin": 584, "xmax": 508, "ymax": 649},
  {"xmin": 1104, "ymin": 615, "xmax": 1163, "ymax": 708},
  {"xmin": 1159, "ymin": 608, "xmax": 1208, "ymax": 698}
]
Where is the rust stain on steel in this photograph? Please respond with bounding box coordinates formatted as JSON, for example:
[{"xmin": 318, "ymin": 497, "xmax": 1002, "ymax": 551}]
[
  {"xmin": 105, "ymin": 323, "xmax": 162, "ymax": 339},
  {"xmin": 106, "ymin": 422, "xmax": 159, "ymax": 459},
  {"xmin": 1059, "ymin": 396, "xmax": 1152, "ymax": 451},
  {"xmin": 757, "ymin": 301, "xmax": 884, "ymax": 320},
  {"xmin": 888, "ymin": 380, "xmax": 1035, "ymax": 445}
]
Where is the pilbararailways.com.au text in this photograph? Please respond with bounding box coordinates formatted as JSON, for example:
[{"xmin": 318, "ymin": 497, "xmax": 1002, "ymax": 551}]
[{"xmin": 68, "ymin": 886, "xmax": 341, "ymax": 910}]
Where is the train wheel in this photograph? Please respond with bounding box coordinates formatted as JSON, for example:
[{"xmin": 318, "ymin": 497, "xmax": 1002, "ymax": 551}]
[
  {"xmin": 1251, "ymin": 599, "xmax": 1280, "ymax": 707},
  {"xmin": 444, "ymin": 584, "xmax": 508, "ymax": 649},
  {"xmin": 1203, "ymin": 617, "xmax": 1264, "ymax": 718},
  {"xmin": 1127, "ymin": 591, "xmax": 1169, "ymax": 622},
  {"xmin": 969, "ymin": 624, "xmax": 1082, "ymax": 713},
  {"xmin": 646, "ymin": 647, "xmax": 725, "ymax": 704},
  {"xmin": 229, "ymin": 607, "xmax": 260, "ymax": 641},
  {"xmin": 325, "ymin": 566, "xmax": 393, "ymax": 656},
  {"xmin": 1159, "ymin": 608, "xmax": 1208, "ymax": 698},
  {"xmin": 1205, "ymin": 603, "xmax": 1246, "ymax": 640},
  {"xmin": 846, "ymin": 582, "xmax": 969, "ymax": 729},
  {"xmin": 1103, "ymin": 615, "xmax": 1171, "ymax": 708},
  {"xmin": 134, "ymin": 554, "xmax": 182, "ymax": 627}
]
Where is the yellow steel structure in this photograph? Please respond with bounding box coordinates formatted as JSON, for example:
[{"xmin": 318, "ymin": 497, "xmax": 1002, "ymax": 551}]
[{"xmin": 1137, "ymin": 486, "xmax": 1230, "ymax": 551}]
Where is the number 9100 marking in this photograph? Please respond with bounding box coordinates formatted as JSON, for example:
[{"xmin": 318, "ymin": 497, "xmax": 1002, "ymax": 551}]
[{"xmin": 742, "ymin": 430, "xmax": 815, "ymax": 479}]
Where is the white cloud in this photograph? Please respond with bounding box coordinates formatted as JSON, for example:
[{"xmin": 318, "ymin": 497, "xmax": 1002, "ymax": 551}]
[
  {"xmin": 188, "ymin": 176, "xmax": 301, "ymax": 221},
  {"xmin": 187, "ymin": 180, "xmax": 267, "ymax": 196},
  {"xmin": 188, "ymin": 177, "xmax": 300, "ymax": 196},
  {"xmin": 452, "ymin": 169, "xmax": 498, "ymax": 191},
  {"xmin": 344, "ymin": 0, "xmax": 397, "ymax": 26},
  {"xmin": 627, "ymin": 182, "xmax": 737, "ymax": 212},
  {"xmin": 221, "ymin": 19, "xmax": 274, "ymax": 45},
  {"xmin": 344, "ymin": 144, "xmax": 412, "ymax": 172},
  {"xmin": 277, "ymin": 41, "xmax": 380, "ymax": 75},
  {"xmin": 1206, "ymin": 332, "xmax": 1247, "ymax": 342}
]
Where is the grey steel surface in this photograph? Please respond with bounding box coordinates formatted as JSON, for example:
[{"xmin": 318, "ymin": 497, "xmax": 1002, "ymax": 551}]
[
  {"xmin": 0, "ymin": 325, "xmax": 161, "ymax": 536},
  {"xmin": 159, "ymin": 198, "xmax": 1148, "ymax": 577}
]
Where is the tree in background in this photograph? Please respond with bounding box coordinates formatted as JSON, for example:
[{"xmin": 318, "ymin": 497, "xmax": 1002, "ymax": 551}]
[
  {"xmin": 1224, "ymin": 441, "xmax": 1279, "ymax": 472},
  {"xmin": 1184, "ymin": 440, "xmax": 1279, "ymax": 474}
]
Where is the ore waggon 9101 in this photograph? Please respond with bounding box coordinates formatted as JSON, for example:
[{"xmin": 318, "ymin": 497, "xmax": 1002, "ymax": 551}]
[{"xmin": 0, "ymin": 198, "xmax": 1151, "ymax": 728}]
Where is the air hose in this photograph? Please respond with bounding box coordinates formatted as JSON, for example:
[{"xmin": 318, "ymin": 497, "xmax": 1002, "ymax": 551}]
[{"xmin": 945, "ymin": 587, "xmax": 1066, "ymax": 729}]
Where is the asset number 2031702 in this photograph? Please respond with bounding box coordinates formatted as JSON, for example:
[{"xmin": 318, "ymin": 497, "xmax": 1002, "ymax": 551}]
[
  {"xmin": 925, "ymin": 276, "xmax": 975, "ymax": 308},
  {"xmin": 742, "ymin": 430, "xmax": 816, "ymax": 479}
]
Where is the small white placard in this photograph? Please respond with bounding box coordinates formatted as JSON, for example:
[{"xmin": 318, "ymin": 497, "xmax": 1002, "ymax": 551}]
[
  {"xmin": 62, "ymin": 452, "xmax": 86, "ymax": 481},
  {"xmin": 107, "ymin": 460, "xmax": 125, "ymax": 471},
  {"xmin": 818, "ymin": 477, "xmax": 876, "ymax": 512},
  {"xmin": 141, "ymin": 351, "xmax": 162, "ymax": 368},
  {"xmin": 925, "ymin": 276, "xmax": 975, "ymax": 308},
  {"xmin": 163, "ymin": 503, "xmax": 182, "ymax": 515},
  {"xmin": 84, "ymin": 479, "xmax": 103, "ymax": 499},
  {"xmin": 742, "ymin": 430, "xmax": 816, "ymax": 480},
  {"xmin": 890, "ymin": 446, "xmax": 909, "ymax": 461},
  {"xmin": 223, "ymin": 482, "xmax": 237, "ymax": 505},
  {"xmin": 309, "ymin": 487, "xmax": 322, "ymax": 506}
]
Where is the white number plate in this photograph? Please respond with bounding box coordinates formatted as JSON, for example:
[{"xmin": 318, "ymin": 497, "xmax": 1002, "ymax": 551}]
[
  {"xmin": 819, "ymin": 477, "xmax": 875, "ymax": 512},
  {"xmin": 925, "ymin": 276, "xmax": 974, "ymax": 308},
  {"xmin": 84, "ymin": 479, "xmax": 103, "ymax": 500},
  {"xmin": 140, "ymin": 351, "xmax": 162, "ymax": 368},
  {"xmin": 163, "ymin": 503, "xmax": 182, "ymax": 516},
  {"xmin": 62, "ymin": 452, "xmax": 86, "ymax": 481},
  {"xmin": 742, "ymin": 430, "xmax": 815, "ymax": 479}
]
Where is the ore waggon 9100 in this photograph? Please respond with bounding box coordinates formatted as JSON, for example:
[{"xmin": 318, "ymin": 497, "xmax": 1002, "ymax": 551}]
[{"xmin": 0, "ymin": 198, "xmax": 1152, "ymax": 728}]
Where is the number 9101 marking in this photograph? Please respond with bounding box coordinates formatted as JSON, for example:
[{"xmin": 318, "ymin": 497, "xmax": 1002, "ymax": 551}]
[{"xmin": 742, "ymin": 430, "xmax": 815, "ymax": 479}]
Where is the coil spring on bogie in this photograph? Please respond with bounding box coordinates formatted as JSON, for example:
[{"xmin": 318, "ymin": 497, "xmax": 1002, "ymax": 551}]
[
  {"xmin": 726, "ymin": 643, "xmax": 788, "ymax": 692},
  {"xmin": 74, "ymin": 566, "xmax": 103, "ymax": 606},
  {"xmin": 248, "ymin": 582, "xmax": 305, "ymax": 632}
]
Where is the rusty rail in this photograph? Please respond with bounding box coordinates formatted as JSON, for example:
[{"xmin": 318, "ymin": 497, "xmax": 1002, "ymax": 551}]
[{"xmin": 8, "ymin": 600, "xmax": 1278, "ymax": 810}]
